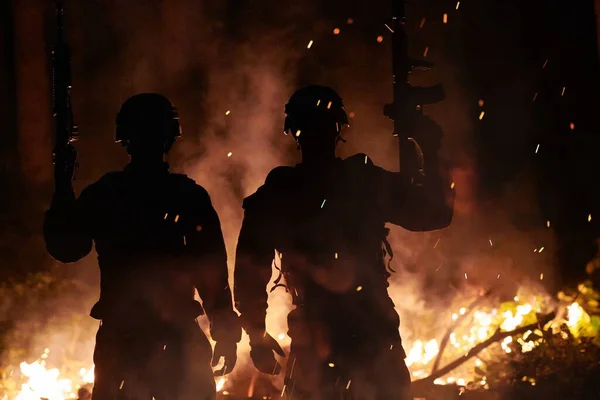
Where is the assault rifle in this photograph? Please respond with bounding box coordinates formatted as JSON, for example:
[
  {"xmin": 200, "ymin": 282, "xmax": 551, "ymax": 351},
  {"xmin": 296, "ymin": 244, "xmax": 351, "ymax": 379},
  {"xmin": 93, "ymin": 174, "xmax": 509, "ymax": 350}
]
[
  {"xmin": 51, "ymin": 2, "xmax": 78, "ymax": 189},
  {"xmin": 383, "ymin": 0, "xmax": 445, "ymax": 183}
]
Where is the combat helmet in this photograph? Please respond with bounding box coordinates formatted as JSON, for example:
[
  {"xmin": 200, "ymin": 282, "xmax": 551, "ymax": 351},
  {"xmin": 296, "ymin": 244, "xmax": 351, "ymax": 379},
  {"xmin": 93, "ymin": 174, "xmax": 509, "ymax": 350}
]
[
  {"xmin": 284, "ymin": 85, "xmax": 349, "ymax": 139},
  {"xmin": 115, "ymin": 93, "xmax": 181, "ymax": 153}
]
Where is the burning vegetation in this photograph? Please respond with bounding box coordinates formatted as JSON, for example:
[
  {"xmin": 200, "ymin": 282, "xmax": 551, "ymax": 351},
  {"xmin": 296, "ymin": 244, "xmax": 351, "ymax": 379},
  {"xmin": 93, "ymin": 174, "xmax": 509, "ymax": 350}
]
[{"xmin": 0, "ymin": 270, "xmax": 598, "ymax": 400}]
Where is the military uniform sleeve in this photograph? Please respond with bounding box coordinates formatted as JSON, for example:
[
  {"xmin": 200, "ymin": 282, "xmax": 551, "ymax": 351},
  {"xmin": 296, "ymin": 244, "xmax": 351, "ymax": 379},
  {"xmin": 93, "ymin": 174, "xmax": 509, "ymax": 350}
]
[
  {"xmin": 190, "ymin": 186, "xmax": 241, "ymax": 344},
  {"xmin": 352, "ymin": 153, "xmax": 454, "ymax": 231},
  {"xmin": 43, "ymin": 186, "xmax": 94, "ymax": 263},
  {"xmin": 234, "ymin": 173, "xmax": 281, "ymax": 338}
]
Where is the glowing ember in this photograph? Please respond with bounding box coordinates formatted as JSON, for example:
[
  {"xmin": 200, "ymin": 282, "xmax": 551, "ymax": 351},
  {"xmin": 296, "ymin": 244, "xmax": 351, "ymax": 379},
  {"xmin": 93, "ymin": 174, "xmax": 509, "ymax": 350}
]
[
  {"xmin": 443, "ymin": 13, "xmax": 448, "ymax": 23},
  {"xmin": 307, "ymin": 40, "xmax": 313, "ymax": 49},
  {"xmin": 333, "ymin": 28, "xmax": 340, "ymax": 35},
  {"xmin": 376, "ymin": 35, "xmax": 383, "ymax": 43}
]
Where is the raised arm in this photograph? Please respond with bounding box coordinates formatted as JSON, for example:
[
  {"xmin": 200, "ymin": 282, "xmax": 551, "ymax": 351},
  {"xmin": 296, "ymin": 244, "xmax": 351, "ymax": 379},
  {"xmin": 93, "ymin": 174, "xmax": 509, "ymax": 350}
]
[
  {"xmin": 43, "ymin": 186, "xmax": 93, "ymax": 263},
  {"xmin": 362, "ymin": 115, "xmax": 454, "ymax": 231},
  {"xmin": 374, "ymin": 159, "xmax": 454, "ymax": 231}
]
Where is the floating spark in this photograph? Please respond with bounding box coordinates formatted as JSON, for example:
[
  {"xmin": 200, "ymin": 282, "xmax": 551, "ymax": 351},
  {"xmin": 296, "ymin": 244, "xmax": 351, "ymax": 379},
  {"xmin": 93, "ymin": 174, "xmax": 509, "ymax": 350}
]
[
  {"xmin": 423, "ymin": 47, "xmax": 429, "ymax": 57},
  {"xmin": 333, "ymin": 28, "xmax": 340, "ymax": 35},
  {"xmin": 479, "ymin": 111, "xmax": 485, "ymax": 120},
  {"xmin": 225, "ymin": 110, "xmax": 231, "ymax": 116},
  {"xmin": 443, "ymin": 13, "xmax": 448, "ymax": 23},
  {"xmin": 227, "ymin": 152, "xmax": 232, "ymax": 157},
  {"xmin": 321, "ymin": 199, "xmax": 326, "ymax": 208},
  {"xmin": 456, "ymin": 1, "xmax": 461, "ymax": 10},
  {"xmin": 307, "ymin": 40, "xmax": 313, "ymax": 49},
  {"xmin": 377, "ymin": 35, "xmax": 384, "ymax": 43},
  {"xmin": 535, "ymin": 144, "xmax": 540, "ymax": 153},
  {"xmin": 478, "ymin": 99, "xmax": 484, "ymax": 107}
]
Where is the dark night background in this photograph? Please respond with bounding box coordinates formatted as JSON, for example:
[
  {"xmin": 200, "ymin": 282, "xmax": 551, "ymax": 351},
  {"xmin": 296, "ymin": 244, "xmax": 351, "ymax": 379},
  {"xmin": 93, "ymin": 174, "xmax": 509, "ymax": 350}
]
[
  {"xmin": 2, "ymin": 0, "xmax": 599, "ymax": 284},
  {"xmin": 0, "ymin": 0, "xmax": 600, "ymax": 397}
]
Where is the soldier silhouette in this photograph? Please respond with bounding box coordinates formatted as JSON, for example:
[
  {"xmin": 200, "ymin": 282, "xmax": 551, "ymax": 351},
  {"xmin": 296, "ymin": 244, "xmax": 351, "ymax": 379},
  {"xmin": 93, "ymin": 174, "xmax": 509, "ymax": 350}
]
[
  {"xmin": 234, "ymin": 86, "xmax": 454, "ymax": 399},
  {"xmin": 44, "ymin": 93, "xmax": 240, "ymax": 400}
]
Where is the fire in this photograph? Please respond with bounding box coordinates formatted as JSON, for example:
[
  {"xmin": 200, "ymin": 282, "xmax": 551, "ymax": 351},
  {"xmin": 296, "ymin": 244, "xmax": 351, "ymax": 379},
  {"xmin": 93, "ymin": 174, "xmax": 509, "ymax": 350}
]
[
  {"xmin": 14, "ymin": 353, "xmax": 94, "ymax": 400},
  {"xmin": 4, "ymin": 291, "xmax": 596, "ymax": 398},
  {"xmin": 399, "ymin": 288, "xmax": 552, "ymax": 386}
]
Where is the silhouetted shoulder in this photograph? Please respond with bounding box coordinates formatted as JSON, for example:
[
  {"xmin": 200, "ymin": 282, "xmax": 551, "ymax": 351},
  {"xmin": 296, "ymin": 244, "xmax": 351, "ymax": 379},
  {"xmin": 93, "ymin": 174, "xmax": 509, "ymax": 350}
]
[
  {"xmin": 243, "ymin": 166, "xmax": 295, "ymax": 211},
  {"xmin": 264, "ymin": 166, "xmax": 296, "ymax": 187},
  {"xmin": 78, "ymin": 172, "xmax": 124, "ymax": 202},
  {"xmin": 344, "ymin": 153, "xmax": 376, "ymax": 168},
  {"xmin": 169, "ymin": 173, "xmax": 212, "ymax": 206}
]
